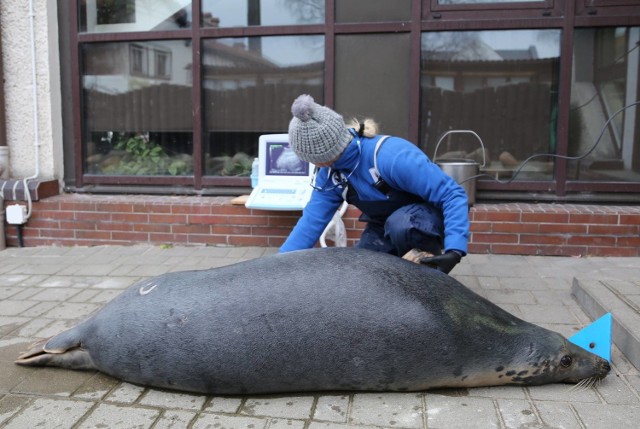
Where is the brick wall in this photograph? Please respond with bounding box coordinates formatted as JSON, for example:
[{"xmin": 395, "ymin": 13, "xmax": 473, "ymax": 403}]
[{"xmin": 3, "ymin": 194, "xmax": 640, "ymax": 256}]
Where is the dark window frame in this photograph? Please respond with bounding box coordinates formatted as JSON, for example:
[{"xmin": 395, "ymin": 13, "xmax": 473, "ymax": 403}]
[{"xmin": 65, "ymin": 0, "xmax": 640, "ymax": 200}]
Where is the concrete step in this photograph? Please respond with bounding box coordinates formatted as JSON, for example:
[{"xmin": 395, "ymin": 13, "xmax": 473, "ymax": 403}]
[{"xmin": 572, "ymin": 278, "xmax": 640, "ymax": 371}]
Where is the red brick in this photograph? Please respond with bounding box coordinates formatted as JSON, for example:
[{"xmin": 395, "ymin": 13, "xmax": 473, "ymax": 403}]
[
  {"xmin": 472, "ymin": 212, "xmax": 521, "ymax": 222},
  {"xmin": 252, "ymin": 227, "xmax": 291, "ymax": 237},
  {"xmin": 471, "ymin": 233, "xmax": 519, "ymax": 243},
  {"xmin": 134, "ymin": 203, "xmax": 172, "ymax": 214},
  {"xmin": 75, "ymin": 211, "xmax": 112, "ymax": 222},
  {"xmin": 470, "ymin": 222, "xmax": 491, "ymax": 232},
  {"xmin": 569, "ymin": 213, "xmax": 618, "ymax": 225},
  {"xmin": 520, "ymin": 235, "xmax": 567, "ymax": 245},
  {"xmin": 172, "ymin": 224, "xmax": 212, "ymax": 234},
  {"xmin": 76, "ymin": 230, "xmax": 111, "ymax": 240},
  {"xmin": 60, "ymin": 201, "xmax": 97, "ymax": 211},
  {"xmin": 112, "ymin": 213, "xmax": 150, "ymax": 223},
  {"xmin": 521, "ymin": 212, "xmax": 569, "ymax": 223},
  {"xmin": 35, "ymin": 210, "xmax": 75, "ymax": 220},
  {"xmin": 188, "ymin": 214, "xmax": 228, "ymax": 225},
  {"xmin": 147, "ymin": 213, "xmax": 186, "ymax": 224},
  {"xmin": 538, "ymin": 223, "xmax": 587, "ymax": 234},
  {"xmin": 467, "ymin": 243, "xmax": 490, "ymax": 254},
  {"xmin": 111, "ymin": 231, "xmax": 150, "ymax": 242},
  {"xmin": 589, "ymin": 224, "xmax": 639, "ymax": 235},
  {"xmin": 134, "ymin": 223, "xmax": 172, "ymax": 233},
  {"xmin": 99, "ymin": 222, "xmax": 134, "ymax": 232},
  {"xmin": 620, "ymin": 213, "xmax": 640, "ymax": 225},
  {"xmin": 587, "ymin": 246, "xmax": 638, "ymax": 257},
  {"xmin": 59, "ymin": 220, "xmax": 97, "ymax": 231},
  {"xmin": 150, "ymin": 233, "xmax": 189, "ymax": 243},
  {"xmin": 228, "ymin": 235, "xmax": 269, "ymax": 246},
  {"xmin": 173, "ymin": 205, "xmax": 212, "ymax": 215},
  {"xmin": 188, "ymin": 234, "xmax": 228, "ymax": 245},
  {"xmin": 568, "ymin": 236, "xmax": 616, "ymax": 246},
  {"xmin": 492, "ymin": 222, "xmax": 539, "ymax": 233},
  {"xmin": 212, "ymin": 225, "xmax": 252, "ymax": 235},
  {"xmin": 618, "ymin": 236, "xmax": 640, "ymax": 247},
  {"xmin": 96, "ymin": 202, "xmax": 134, "ymax": 213}
]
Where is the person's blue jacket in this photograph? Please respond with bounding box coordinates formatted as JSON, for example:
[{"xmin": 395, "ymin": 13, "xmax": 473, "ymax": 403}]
[{"xmin": 279, "ymin": 133, "xmax": 469, "ymax": 254}]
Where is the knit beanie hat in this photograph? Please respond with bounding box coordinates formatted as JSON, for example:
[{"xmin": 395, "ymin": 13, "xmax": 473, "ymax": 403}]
[{"xmin": 288, "ymin": 94, "xmax": 353, "ymax": 165}]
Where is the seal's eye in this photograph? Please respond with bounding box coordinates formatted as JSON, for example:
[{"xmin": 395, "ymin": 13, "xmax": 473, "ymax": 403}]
[{"xmin": 560, "ymin": 355, "xmax": 573, "ymax": 368}]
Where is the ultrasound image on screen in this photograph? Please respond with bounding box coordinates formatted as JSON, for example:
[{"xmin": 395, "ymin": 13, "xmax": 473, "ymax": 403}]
[{"xmin": 265, "ymin": 142, "xmax": 309, "ymax": 176}]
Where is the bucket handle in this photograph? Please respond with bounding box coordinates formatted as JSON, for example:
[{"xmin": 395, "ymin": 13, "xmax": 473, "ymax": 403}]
[{"xmin": 433, "ymin": 130, "xmax": 486, "ymax": 168}]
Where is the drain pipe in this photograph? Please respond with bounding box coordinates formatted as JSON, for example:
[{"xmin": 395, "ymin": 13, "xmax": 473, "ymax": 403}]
[
  {"xmin": 0, "ymin": 27, "xmax": 8, "ymax": 250},
  {"xmin": 23, "ymin": 0, "xmax": 41, "ymax": 221}
]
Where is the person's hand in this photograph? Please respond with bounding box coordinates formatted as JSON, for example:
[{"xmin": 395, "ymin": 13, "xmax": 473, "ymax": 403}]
[{"xmin": 419, "ymin": 251, "xmax": 462, "ymax": 274}]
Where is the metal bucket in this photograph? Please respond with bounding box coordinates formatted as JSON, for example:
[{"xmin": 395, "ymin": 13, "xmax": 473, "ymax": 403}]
[{"xmin": 433, "ymin": 130, "xmax": 486, "ymax": 206}]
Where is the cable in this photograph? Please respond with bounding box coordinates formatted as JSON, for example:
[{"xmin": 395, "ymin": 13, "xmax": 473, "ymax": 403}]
[{"xmin": 459, "ymin": 100, "xmax": 640, "ymax": 185}]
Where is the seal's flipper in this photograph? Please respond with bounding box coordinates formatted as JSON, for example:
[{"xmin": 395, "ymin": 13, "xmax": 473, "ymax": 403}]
[
  {"xmin": 569, "ymin": 313, "xmax": 612, "ymax": 363},
  {"xmin": 15, "ymin": 332, "xmax": 96, "ymax": 370}
]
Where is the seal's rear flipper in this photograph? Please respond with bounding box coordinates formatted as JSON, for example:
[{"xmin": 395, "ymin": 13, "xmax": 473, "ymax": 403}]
[
  {"xmin": 15, "ymin": 334, "xmax": 96, "ymax": 370},
  {"xmin": 569, "ymin": 313, "xmax": 612, "ymax": 363}
]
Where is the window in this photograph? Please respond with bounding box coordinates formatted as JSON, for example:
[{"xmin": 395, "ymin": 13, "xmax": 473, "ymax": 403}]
[
  {"xmin": 569, "ymin": 27, "xmax": 640, "ymax": 183},
  {"xmin": 65, "ymin": 0, "xmax": 640, "ymax": 198},
  {"xmin": 421, "ymin": 30, "xmax": 561, "ymax": 182},
  {"xmin": 82, "ymin": 41, "xmax": 193, "ymax": 177},
  {"xmin": 202, "ymin": 35, "xmax": 325, "ymax": 177}
]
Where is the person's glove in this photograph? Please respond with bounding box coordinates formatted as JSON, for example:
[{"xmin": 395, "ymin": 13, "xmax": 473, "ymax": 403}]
[{"xmin": 419, "ymin": 250, "xmax": 462, "ymax": 274}]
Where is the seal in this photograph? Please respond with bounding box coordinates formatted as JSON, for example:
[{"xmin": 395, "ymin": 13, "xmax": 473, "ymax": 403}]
[{"xmin": 15, "ymin": 248, "xmax": 610, "ymax": 394}]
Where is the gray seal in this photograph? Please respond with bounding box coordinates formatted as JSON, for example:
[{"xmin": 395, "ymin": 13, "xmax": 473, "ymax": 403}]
[{"xmin": 16, "ymin": 248, "xmax": 610, "ymax": 394}]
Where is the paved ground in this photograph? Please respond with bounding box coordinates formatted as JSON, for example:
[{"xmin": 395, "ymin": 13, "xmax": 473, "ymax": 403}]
[{"xmin": 1, "ymin": 245, "xmax": 640, "ymax": 429}]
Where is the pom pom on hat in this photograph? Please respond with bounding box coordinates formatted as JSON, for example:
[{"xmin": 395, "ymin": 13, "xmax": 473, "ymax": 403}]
[
  {"xmin": 288, "ymin": 94, "xmax": 353, "ymax": 165},
  {"xmin": 291, "ymin": 94, "xmax": 315, "ymax": 122}
]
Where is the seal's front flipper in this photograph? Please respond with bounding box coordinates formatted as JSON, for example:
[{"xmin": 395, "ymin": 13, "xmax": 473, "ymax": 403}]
[
  {"xmin": 15, "ymin": 332, "xmax": 96, "ymax": 370},
  {"xmin": 569, "ymin": 313, "xmax": 612, "ymax": 363}
]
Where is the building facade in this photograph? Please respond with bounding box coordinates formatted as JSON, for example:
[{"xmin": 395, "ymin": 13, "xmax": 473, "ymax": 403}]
[{"xmin": 1, "ymin": 1, "xmax": 639, "ymax": 253}]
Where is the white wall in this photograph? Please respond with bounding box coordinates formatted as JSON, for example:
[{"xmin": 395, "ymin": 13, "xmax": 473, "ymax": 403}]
[{"xmin": 0, "ymin": 0, "xmax": 63, "ymax": 183}]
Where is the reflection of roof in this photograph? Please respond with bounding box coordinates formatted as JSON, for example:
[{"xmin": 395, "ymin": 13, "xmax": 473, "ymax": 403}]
[{"xmin": 424, "ymin": 44, "xmax": 540, "ymax": 62}]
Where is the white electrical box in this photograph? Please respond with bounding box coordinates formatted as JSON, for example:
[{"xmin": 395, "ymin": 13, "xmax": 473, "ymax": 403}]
[{"xmin": 7, "ymin": 204, "xmax": 28, "ymax": 225}]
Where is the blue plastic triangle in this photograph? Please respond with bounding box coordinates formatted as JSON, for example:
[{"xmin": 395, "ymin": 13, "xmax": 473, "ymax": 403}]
[{"xmin": 569, "ymin": 313, "xmax": 612, "ymax": 363}]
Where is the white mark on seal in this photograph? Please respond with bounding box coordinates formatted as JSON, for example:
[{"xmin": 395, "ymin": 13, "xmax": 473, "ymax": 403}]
[{"xmin": 139, "ymin": 282, "xmax": 158, "ymax": 295}]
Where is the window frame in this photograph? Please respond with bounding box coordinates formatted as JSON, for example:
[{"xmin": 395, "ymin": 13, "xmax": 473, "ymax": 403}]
[{"xmin": 63, "ymin": 0, "xmax": 640, "ymax": 200}]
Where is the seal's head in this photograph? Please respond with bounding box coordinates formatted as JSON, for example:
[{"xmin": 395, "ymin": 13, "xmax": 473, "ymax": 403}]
[{"xmin": 494, "ymin": 332, "xmax": 611, "ymax": 387}]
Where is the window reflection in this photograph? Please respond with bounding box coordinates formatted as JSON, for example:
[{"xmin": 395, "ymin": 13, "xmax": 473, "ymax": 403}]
[
  {"xmin": 82, "ymin": 41, "xmax": 193, "ymax": 176},
  {"xmin": 201, "ymin": 0, "xmax": 324, "ymax": 27},
  {"xmin": 202, "ymin": 36, "xmax": 324, "ymax": 176},
  {"xmin": 570, "ymin": 27, "xmax": 640, "ymax": 182},
  {"xmin": 438, "ymin": 0, "xmax": 542, "ymax": 4},
  {"xmin": 79, "ymin": 1, "xmax": 192, "ymax": 33},
  {"xmin": 420, "ymin": 30, "xmax": 561, "ymax": 181}
]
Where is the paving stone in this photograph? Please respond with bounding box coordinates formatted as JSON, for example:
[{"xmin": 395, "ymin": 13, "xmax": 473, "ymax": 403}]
[
  {"xmin": 2, "ymin": 397, "xmax": 93, "ymax": 429},
  {"xmin": 242, "ymin": 396, "xmax": 315, "ymax": 420},
  {"xmin": 467, "ymin": 386, "xmax": 527, "ymax": 400},
  {"xmin": 139, "ymin": 389, "xmax": 207, "ymax": 411},
  {"xmin": 313, "ymin": 395, "xmax": 350, "ymax": 423},
  {"xmin": 0, "ymin": 287, "xmax": 21, "ymax": 300},
  {"xmin": 0, "ymin": 395, "xmax": 30, "ymax": 427},
  {"xmin": 308, "ymin": 423, "xmax": 379, "ymax": 429},
  {"xmin": 594, "ymin": 371, "xmax": 640, "ymax": 405},
  {"xmin": 534, "ymin": 401, "xmax": 582, "ymax": 429},
  {"xmin": 42, "ymin": 302, "xmax": 101, "ymax": 319},
  {"xmin": 105, "ymin": 382, "xmax": 146, "ymax": 404},
  {"xmin": 72, "ymin": 372, "xmax": 120, "ymax": 400},
  {"xmin": 572, "ymin": 403, "xmax": 640, "ymax": 429},
  {"xmin": 12, "ymin": 367, "xmax": 97, "ymax": 397},
  {"xmin": 526, "ymin": 384, "xmax": 601, "ymax": 403},
  {"xmin": 30, "ymin": 287, "xmax": 82, "ymax": 302},
  {"xmin": 269, "ymin": 418, "xmax": 306, "ymax": 429},
  {"xmin": 154, "ymin": 410, "xmax": 198, "ymax": 429},
  {"xmin": 77, "ymin": 402, "xmax": 160, "ymax": 429},
  {"xmin": 0, "ymin": 316, "xmax": 29, "ymax": 336},
  {"xmin": 192, "ymin": 413, "xmax": 269, "ymax": 429},
  {"xmin": 496, "ymin": 398, "xmax": 539, "ymax": 428},
  {"xmin": 203, "ymin": 396, "xmax": 244, "ymax": 414},
  {"xmin": 0, "ymin": 300, "xmax": 38, "ymax": 316},
  {"xmin": 425, "ymin": 395, "xmax": 498, "ymax": 429},
  {"xmin": 350, "ymin": 393, "xmax": 423, "ymax": 428}
]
